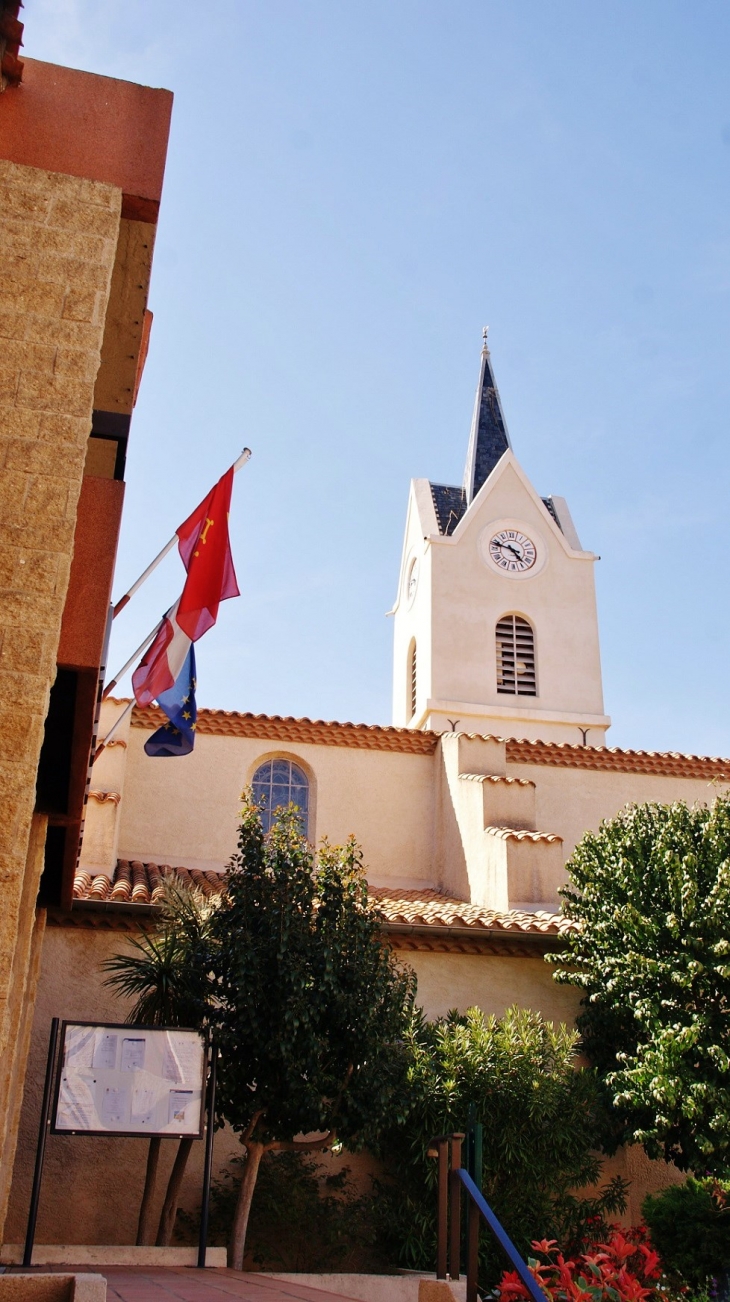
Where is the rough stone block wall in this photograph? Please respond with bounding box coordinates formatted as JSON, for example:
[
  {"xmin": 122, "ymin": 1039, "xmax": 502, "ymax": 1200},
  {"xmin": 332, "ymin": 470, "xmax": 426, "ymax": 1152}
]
[{"xmin": 0, "ymin": 160, "xmax": 120, "ymax": 1224}]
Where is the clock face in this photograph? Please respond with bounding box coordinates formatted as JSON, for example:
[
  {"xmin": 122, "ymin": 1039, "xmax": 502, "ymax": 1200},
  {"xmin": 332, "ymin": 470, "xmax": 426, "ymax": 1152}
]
[
  {"xmin": 405, "ymin": 557, "xmax": 419, "ymax": 602},
  {"xmin": 488, "ymin": 529, "xmax": 537, "ymax": 573}
]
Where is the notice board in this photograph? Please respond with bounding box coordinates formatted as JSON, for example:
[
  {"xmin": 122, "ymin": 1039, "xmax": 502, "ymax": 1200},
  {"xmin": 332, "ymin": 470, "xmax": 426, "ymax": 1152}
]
[{"xmin": 51, "ymin": 1021, "xmax": 207, "ymax": 1138}]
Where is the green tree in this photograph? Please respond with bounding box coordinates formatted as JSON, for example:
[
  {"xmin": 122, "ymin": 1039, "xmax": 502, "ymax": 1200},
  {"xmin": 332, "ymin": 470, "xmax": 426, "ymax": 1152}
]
[
  {"xmin": 205, "ymin": 800, "xmax": 416, "ymax": 1270},
  {"xmin": 552, "ymin": 795, "xmax": 730, "ymax": 1172},
  {"xmin": 373, "ymin": 1005, "xmax": 624, "ymax": 1279},
  {"xmin": 102, "ymin": 879, "xmax": 214, "ymax": 1245}
]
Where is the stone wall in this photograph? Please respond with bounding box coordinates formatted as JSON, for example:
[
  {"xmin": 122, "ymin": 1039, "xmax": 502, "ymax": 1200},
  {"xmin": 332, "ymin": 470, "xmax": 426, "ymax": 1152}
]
[{"xmin": 0, "ymin": 159, "xmax": 120, "ymax": 1231}]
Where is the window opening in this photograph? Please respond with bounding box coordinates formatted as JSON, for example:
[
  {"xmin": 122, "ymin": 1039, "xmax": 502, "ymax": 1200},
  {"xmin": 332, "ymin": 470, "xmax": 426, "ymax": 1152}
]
[
  {"xmin": 496, "ymin": 615, "xmax": 537, "ymax": 696},
  {"xmin": 252, "ymin": 759, "xmax": 309, "ymax": 835}
]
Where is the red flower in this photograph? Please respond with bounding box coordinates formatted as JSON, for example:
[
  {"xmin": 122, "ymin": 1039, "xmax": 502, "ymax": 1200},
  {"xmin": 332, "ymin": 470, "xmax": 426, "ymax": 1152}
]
[
  {"xmin": 497, "ymin": 1225, "xmax": 667, "ymax": 1302},
  {"xmin": 499, "ymin": 1270, "xmax": 530, "ymax": 1299},
  {"xmin": 637, "ymin": 1246, "xmax": 661, "ymax": 1279}
]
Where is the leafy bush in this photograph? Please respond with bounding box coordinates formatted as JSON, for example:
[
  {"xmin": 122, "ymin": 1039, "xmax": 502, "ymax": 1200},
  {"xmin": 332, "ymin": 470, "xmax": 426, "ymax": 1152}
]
[
  {"xmin": 552, "ymin": 797, "xmax": 730, "ymax": 1173},
  {"xmin": 497, "ymin": 1226, "xmax": 663, "ymax": 1302},
  {"xmin": 642, "ymin": 1178, "xmax": 730, "ymax": 1290},
  {"xmin": 372, "ymin": 1006, "xmax": 626, "ymax": 1281},
  {"xmin": 178, "ymin": 1149, "xmax": 380, "ymax": 1272}
]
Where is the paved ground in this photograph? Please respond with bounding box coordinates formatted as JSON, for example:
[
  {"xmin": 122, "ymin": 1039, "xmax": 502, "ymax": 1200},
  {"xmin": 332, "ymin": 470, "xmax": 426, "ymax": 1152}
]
[{"xmin": 9, "ymin": 1268, "xmax": 363, "ymax": 1302}]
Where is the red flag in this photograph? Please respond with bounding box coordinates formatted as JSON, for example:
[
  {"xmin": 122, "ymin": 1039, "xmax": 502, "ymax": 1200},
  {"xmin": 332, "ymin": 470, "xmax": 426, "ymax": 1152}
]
[{"xmin": 176, "ymin": 467, "xmax": 240, "ymax": 640}]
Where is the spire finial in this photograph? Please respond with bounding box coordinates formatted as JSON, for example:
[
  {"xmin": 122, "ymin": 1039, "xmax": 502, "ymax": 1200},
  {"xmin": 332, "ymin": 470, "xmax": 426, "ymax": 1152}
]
[{"xmin": 463, "ymin": 328, "xmax": 510, "ymax": 504}]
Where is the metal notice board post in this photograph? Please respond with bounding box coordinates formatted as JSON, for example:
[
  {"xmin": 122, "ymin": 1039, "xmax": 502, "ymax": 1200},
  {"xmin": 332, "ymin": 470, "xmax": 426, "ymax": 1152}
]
[{"xmin": 24, "ymin": 1020, "xmax": 218, "ymax": 1269}]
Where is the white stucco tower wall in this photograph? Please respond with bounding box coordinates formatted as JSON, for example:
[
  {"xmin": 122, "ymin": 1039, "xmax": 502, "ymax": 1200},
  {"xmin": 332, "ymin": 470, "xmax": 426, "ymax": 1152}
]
[{"xmin": 391, "ymin": 336, "xmax": 611, "ymax": 746}]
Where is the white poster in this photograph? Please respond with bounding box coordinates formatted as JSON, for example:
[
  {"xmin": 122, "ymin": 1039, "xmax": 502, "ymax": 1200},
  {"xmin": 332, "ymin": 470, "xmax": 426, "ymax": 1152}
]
[
  {"xmin": 121, "ymin": 1037, "xmax": 146, "ymax": 1072},
  {"xmin": 91, "ymin": 1032, "xmax": 117, "ymax": 1071},
  {"xmin": 168, "ymin": 1090, "xmax": 194, "ymax": 1125},
  {"xmin": 56, "ymin": 1073, "xmax": 97, "ymax": 1130},
  {"xmin": 53, "ymin": 1023, "xmax": 206, "ymax": 1137},
  {"xmin": 131, "ymin": 1086, "xmax": 156, "ymax": 1125},
  {"xmin": 101, "ymin": 1086, "xmax": 128, "ymax": 1126},
  {"xmin": 67, "ymin": 1029, "xmax": 95, "ymax": 1068},
  {"xmin": 162, "ymin": 1037, "xmax": 201, "ymax": 1083}
]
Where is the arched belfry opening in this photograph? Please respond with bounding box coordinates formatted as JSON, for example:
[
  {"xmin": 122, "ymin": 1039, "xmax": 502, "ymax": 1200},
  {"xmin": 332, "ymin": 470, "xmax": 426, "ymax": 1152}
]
[{"xmin": 495, "ymin": 615, "xmax": 537, "ymax": 697}]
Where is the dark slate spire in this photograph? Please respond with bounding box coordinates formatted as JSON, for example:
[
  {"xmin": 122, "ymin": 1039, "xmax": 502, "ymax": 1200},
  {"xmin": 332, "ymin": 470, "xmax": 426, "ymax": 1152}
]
[{"xmin": 463, "ymin": 327, "xmax": 511, "ymax": 504}]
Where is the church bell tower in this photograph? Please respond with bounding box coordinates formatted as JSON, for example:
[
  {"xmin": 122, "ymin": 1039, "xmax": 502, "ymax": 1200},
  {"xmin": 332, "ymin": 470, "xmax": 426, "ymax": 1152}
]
[{"xmin": 391, "ymin": 331, "xmax": 610, "ymax": 745}]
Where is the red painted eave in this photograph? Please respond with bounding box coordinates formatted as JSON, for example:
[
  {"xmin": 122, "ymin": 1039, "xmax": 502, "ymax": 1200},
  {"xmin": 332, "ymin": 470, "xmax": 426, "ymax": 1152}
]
[{"xmin": 0, "ymin": 58, "xmax": 172, "ymax": 218}]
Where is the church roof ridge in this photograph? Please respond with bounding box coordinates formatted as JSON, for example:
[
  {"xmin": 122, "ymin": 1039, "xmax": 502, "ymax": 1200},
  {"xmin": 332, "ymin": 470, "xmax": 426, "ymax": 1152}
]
[
  {"xmin": 106, "ymin": 700, "xmax": 730, "ymax": 777},
  {"xmin": 505, "ymin": 736, "xmax": 730, "ymax": 780},
  {"xmin": 125, "ymin": 700, "xmax": 441, "ymax": 754}
]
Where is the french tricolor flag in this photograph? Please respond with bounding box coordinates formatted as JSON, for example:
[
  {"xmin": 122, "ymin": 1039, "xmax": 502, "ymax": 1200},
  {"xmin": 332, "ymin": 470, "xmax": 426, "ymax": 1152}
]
[
  {"xmin": 132, "ymin": 599, "xmax": 191, "ymax": 708},
  {"xmin": 131, "ymin": 468, "xmax": 239, "ymax": 754}
]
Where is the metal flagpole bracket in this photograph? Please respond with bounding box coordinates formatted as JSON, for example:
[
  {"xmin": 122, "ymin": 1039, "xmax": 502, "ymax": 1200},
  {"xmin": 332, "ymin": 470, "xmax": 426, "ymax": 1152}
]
[{"xmin": 112, "ymin": 448, "xmax": 252, "ymax": 619}]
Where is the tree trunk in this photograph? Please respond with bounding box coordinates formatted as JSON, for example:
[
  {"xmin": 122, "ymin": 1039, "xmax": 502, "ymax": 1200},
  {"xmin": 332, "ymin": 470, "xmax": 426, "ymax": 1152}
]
[
  {"xmin": 156, "ymin": 1135, "xmax": 194, "ymax": 1246},
  {"xmin": 228, "ymin": 1139, "xmax": 265, "ymax": 1271},
  {"xmin": 136, "ymin": 1136, "xmax": 161, "ymax": 1245}
]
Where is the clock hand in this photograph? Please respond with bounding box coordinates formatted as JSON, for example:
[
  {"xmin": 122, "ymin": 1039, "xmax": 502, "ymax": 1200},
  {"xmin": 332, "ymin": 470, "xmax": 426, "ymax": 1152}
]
[{"xmin": 501, "ymin": 543, "xmax": 523, "ymax": 560}]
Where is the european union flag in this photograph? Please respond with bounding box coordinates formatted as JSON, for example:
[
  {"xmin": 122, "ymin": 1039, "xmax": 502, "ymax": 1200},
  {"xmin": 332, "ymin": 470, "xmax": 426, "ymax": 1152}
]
[{"xmin": 144, "ymin": 644, "xmax": 197, "ymax": 758}]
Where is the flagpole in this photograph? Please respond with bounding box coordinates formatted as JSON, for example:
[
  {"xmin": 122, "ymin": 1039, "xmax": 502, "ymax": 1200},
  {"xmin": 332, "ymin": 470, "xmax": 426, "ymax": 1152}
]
[
  {"xmin": 91, "ymin": 698, "xmax": 134, "ymax": 764},
  {"xmin": 112, "ymin": 448, "xmax": 252, "ymax": 618},
  {"xmin": 102, "ymin": 618, "xmax": 164, "ymax": 700}
]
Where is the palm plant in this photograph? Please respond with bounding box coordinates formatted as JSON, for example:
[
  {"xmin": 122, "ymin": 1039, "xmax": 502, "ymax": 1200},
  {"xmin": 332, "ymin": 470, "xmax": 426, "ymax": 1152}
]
[{"xmin": 102, "ymin": 877, "xmax": 217, "ymax": 1245}]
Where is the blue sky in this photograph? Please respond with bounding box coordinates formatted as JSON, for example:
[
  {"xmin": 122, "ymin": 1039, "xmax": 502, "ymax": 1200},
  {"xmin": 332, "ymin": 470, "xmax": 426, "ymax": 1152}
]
[{"xmin": 29, "ymin": 1, "xmax": 730, "ymax": 754}]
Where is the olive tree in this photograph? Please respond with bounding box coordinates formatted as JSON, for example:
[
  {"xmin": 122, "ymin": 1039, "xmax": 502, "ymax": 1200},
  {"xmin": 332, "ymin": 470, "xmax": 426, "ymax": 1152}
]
[{"xmin": 552, "ymin": 795, "xmax": 730, "ymax": 1173}]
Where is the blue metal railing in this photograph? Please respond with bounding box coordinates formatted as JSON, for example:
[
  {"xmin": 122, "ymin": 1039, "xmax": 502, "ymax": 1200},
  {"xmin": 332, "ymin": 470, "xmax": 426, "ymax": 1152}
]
[
  {"xmin": 456, "ymin": 1168, "xmax": 545, "ymax": 1302},
  {"xmin": 432, "ymin": 1132, "xmax": 545, "ymax": 1302}
]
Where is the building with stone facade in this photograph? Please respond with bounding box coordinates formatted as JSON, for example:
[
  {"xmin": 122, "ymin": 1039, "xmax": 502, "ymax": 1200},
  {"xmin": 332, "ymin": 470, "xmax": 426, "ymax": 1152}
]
[
  {"xmin": 0, "ymin": 20, "xmax": 172, "ymax": 1246},
  {"xmin": 3, "ymin": 330, "xmax": 729, "ymax": 1249}
]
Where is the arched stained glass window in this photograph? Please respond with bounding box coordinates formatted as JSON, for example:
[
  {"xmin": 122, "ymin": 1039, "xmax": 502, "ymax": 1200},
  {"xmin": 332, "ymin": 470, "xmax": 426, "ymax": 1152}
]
[{"xmin": 252, "ymin": 758, "xmax": 310, "ymax": 834}]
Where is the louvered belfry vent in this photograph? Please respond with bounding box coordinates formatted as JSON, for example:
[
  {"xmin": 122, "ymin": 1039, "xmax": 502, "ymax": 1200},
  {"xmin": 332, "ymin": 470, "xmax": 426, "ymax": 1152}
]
[
  {"xmin": 496, "ymin": 615, "xmax": 537, "ymax": 696},
  {"xmin": 409, "ymin": 641, "xmax": 417, "ymax": 719}
]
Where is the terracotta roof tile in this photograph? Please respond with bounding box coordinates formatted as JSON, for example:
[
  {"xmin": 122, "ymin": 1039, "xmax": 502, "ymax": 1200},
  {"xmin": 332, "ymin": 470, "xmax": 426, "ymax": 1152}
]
[
  {"xmin": 461, "ymin": 773, "xmax": 533, "ymax": 787},
  {"xmin": 1, "ymin": 2, "xmax": 24, "ymax": 87},
  {"xmin": 73, "ymin": 860, "xmax": 229, "ymax": 906},
  {"xmin": 483, "ymin": 826, "xmax": 562, "ymax": 843},
  {"xmin": 107, "ymin": 697, "xmax": 730, "ymax": 778},
  {"xmin": 72, "ymin": 862, "xmax": 570, "ymax": 938},
  {"xmin": 128, "ymin": 702, "xmax": 440, "ymax": 755},
  {"xmin": 505, "ymin": 737, "xmax": 730, "ymax": 780},
  {"xmin": 369, "ymin": 887, "xmax": 572, "ymax": 935}
]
